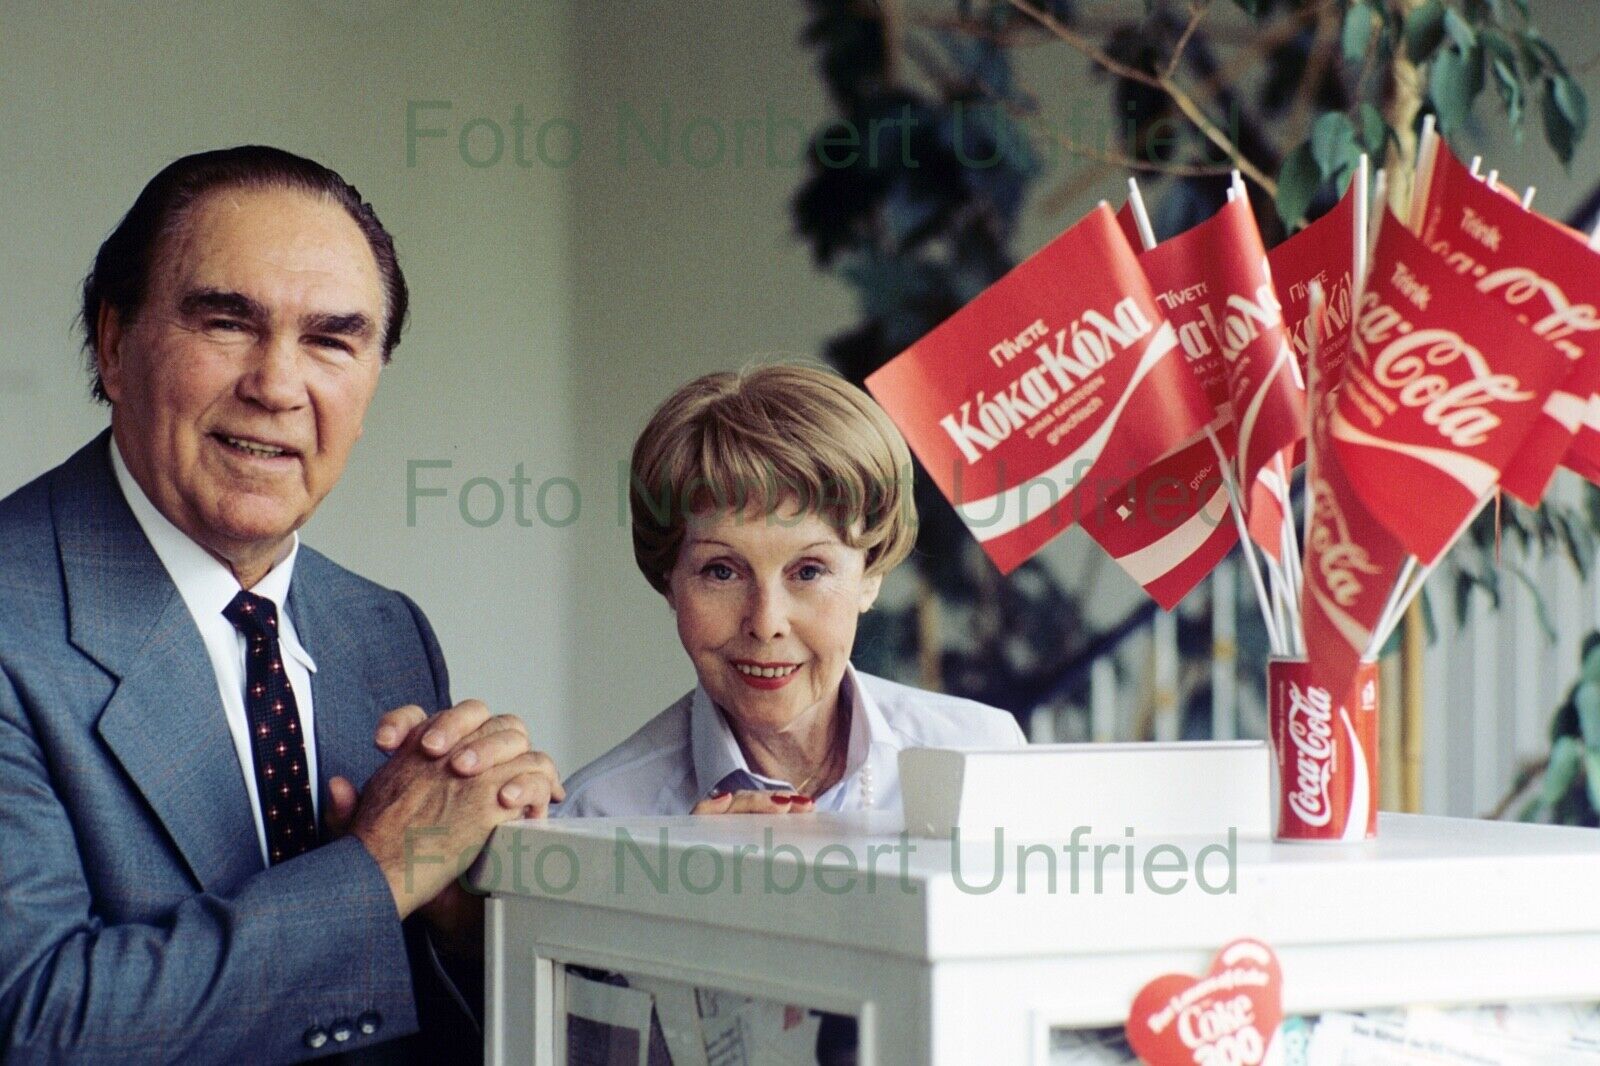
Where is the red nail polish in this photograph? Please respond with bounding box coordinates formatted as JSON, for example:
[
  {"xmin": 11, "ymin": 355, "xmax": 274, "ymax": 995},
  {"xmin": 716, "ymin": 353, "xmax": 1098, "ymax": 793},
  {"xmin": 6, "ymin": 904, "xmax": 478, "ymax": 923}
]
[
  {"xmin": 794, "ymin": 795, "xmax": 814, "ymax": 805},
  {"xmin": 773, "ymin": 794, "xmax": 794, "ymax": 804},
  {"xmin": 709, "ymin": 789, "xmax": 729, "ymax": 799}
]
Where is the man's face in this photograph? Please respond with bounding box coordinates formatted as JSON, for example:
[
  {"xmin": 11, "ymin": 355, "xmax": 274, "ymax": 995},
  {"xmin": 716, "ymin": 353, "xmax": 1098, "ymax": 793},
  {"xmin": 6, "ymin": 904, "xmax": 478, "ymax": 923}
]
[{"xmin": 99, "ymin": 187, "xmax": 386, "ymax": 573}]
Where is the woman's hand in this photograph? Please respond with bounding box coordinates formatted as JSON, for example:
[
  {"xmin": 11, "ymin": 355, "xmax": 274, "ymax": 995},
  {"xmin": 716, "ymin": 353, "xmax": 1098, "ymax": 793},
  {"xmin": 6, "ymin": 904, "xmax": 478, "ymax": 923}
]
[{"xmin": 692, "ymin": 790, "xmax": 814, "ymax": 814}]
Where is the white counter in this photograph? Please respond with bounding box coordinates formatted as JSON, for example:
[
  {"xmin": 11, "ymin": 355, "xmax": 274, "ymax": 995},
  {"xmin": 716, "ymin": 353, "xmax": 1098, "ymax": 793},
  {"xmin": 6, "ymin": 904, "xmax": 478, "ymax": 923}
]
[{"xmin": 477, "ymin": 813, "xmax": 1600, "ymax": 1064}]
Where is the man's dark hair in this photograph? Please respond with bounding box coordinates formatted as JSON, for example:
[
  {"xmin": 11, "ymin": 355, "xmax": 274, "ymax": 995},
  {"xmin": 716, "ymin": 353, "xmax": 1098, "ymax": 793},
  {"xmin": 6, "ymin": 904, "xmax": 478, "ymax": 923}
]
[{"xmin": 80, "ymin": 144, "xmax": 409, "ymax": 402}]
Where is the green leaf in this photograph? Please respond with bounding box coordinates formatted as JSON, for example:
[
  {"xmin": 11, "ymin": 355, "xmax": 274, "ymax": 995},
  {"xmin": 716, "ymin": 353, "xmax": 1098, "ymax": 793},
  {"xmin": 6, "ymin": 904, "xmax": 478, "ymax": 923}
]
[
  {"xmin": 1587, "ymin": 749, "xmax": 1600, "ymax": 815},
  {"xmin": 1541, "ymin": 735, "xmax": 1584, "ymax": 805},
  {"xmin": 1556, "ymin": 508, "xmax": 1595, "ymax": 581},
  {"xmin": 1554, "ymin": 74, "xmax": 1588, "ymax": 139},
  {"xmin": 1492, "ymin": 59, "xmax": 1524, "ymax": 127},
  {"xmin": 1542, "ymin": 77, "xmax": 1579, "ymax": 165},
  {"xmin": 1311, "ymin": 111, "xmax": 1359, "ymax": 179},
  {"xmin": 1582, "ymin": 641, "xmax": 1600, "ymax": 686},
  {"xmin": 1508, "ymin": 566, "xmax": 1558, "ymax": 643},
  {"xmin": 1443, "ymin": 8, "xmax": 1478, "ymax": 51},
  {"xmin": 1577, "ymin": 681, "xmax": 1600, "ymax": 748},
  {"xmin": 1481, "ymin": 28, "xmax": 1520, "ymax": 74},
  {"xmin": 1509, "ymin": 0, "xmax": 1531, "ymax": 16},
  {"xmin": 1342, "ymin": 3, "xmax": 1377, "ymax": 63},
  {"xmin": 1357, "ymin": 102, "xmax": 1390, "ymax": 155},
  {"xmin": 1276, "ymin": 141, "xmax": 1321, "ymax": 230},
  {"xmin": 1521, "ymin": 28, "xmax": 1567, "ymax": 75},
  {"xmin": 1430, "ymin": 45, "xmax": 1482, "ymax": 134},
  {"xmin": 1405, "ymin": 0, "xmax": 1447, "ymax": 61}
]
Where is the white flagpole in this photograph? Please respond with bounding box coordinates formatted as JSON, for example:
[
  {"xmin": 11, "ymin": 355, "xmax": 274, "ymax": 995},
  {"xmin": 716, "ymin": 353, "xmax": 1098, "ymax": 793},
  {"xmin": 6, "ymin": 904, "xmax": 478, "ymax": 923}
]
[
  {"xmin": 1589, "ymin": 215, "xmax": 1600, "ymax": 251},
  {"xmin": 1365, "ymin": 557, "xmax": 1417, "ymax": 660},
  {"xmin": 1370, "ymin": 169, "xmax": 1388, "ymax": 252},
  {"xmin": 1365, "ymin": 490, "xmax": 1496, "ymax": 658},
  {"xmin": 1125, "ymin": 176, "xmax": 1158, "ymax": 249},
  {"xmin": 1357, "ymin": 124, "xmax": 1442, "ymax": 659},
  {"xmin": 1353, "ymin": 155, "xmax": 1371, "ymax": 297},
  {"xmin": 1469, "ymin": 155, "xmax": 1482, "ymax": 178},
  {"xmin": 1229, "ymin": 171, "xmax": 1303, "ymax": 653},
  {"xmin": 1127, "ymin": 176, "xmax": 1285, "ymax": 654},
  {"xmin": 1522, "ymin": 186, "xmax": 1537, "ymax": 209},
  {"xmin": 1211, "ymin": 429, "xmax": 1286, "ymax": 654},
  {"xmin": 1409, "ymin": 116, "xmax": 1439, "ymax": 235},
  {"xmin": 1302, "ymin": 281, "xmax": 1326, "ymax": 644}
]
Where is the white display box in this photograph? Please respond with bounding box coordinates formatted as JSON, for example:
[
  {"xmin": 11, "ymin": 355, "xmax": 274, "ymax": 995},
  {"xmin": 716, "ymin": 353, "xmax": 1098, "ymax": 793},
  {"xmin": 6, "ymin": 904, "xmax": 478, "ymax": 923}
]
[
  {"xmin": 899, "ymin": 741, "xmax": 1271, "ymax": 840},
  {"xmin": 477, "ymin": 813, "xmax": 1600, "ymax": 1065}
]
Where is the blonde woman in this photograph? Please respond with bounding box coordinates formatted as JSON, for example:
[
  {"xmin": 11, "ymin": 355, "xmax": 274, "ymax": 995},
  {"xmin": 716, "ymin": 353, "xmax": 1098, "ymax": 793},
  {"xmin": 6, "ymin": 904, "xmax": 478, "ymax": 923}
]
[{"xmin": 558, "ymin": 364, "xmax": 1024, "ymax": 818}]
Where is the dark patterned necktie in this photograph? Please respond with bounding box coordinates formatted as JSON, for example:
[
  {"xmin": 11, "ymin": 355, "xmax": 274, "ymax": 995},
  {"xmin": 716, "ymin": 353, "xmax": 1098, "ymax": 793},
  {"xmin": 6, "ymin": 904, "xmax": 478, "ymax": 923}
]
[{"xmin": 223, "ymin": 590, "xmax": 318, "ymax": 864}]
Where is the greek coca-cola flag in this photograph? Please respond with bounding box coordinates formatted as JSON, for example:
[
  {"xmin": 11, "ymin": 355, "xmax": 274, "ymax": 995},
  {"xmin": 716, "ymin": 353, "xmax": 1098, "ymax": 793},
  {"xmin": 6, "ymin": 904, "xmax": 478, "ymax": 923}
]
[
  {"xmin": 1085, "ymin": 195, "xmax": 1306, "ymax": 603},
  {"xmin": 1332, "ymin": 211, "xmax": 1574, "ymax": 564},
  {"xmin": 1302, "ymin": 303, "xmax": 1408, "ymax": 694},
  {"xmin": 1079, "ymin": 196, "xmax": 1244, "ymax": 605},
  {"xmin": 1419, "ymin": 144, "xmax": 1600, "ymax": 506},
  {"xmin": 1080, "ymin": 427, "xmax": 1238, "ymax": 609},
  {"xmin": 1257, "ymin": 180, "xmax": 1361, "ymax": 561},
  {"xmin": 1269, "ymin": 178, "xmax": 1358, "ymax": 387},
  {"xmin": 866, "ymin": 203, "xmax": 1214, "ymax": 574},
  {"xmin": 1187, "ymin": 199, "xmax": 1305, "ymax": 498}
]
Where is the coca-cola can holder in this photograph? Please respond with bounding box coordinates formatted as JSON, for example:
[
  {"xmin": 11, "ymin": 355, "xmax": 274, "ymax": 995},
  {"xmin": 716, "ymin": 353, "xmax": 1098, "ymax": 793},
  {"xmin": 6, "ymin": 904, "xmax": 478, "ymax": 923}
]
[{"xmin": 1267, "ymin": 658, "xmax": 1379, "ymax": 842}]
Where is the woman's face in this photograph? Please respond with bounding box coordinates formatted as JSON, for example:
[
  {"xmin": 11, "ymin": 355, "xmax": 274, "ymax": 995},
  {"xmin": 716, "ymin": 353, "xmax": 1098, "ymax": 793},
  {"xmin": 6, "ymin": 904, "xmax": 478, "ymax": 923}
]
[{"xmin": 666, "ymin": 501, "xmax": 883, "ymax": 739}]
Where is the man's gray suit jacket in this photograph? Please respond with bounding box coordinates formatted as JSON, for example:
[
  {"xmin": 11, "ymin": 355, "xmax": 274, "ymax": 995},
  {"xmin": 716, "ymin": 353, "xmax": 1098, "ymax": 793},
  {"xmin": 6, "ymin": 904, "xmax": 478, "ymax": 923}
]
[{"xmin": 0, "ymin": 432, "xmax": 479, "ymax": 1063}]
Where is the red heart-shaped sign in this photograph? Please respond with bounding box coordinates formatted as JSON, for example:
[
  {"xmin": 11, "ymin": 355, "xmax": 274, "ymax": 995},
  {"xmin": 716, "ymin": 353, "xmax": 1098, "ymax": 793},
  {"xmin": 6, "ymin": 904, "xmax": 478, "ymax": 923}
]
[{"xmin": 1124, "ymin": 938, "xmax": 1284, "ymax": 1066}]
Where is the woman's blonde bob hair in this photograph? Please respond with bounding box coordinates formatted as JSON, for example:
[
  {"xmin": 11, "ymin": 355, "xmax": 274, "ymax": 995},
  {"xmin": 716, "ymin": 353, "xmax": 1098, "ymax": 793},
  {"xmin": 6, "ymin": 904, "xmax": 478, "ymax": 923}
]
[{"xmin": 629, "ymin": 363, "xmax": 918, "ymax": 594}]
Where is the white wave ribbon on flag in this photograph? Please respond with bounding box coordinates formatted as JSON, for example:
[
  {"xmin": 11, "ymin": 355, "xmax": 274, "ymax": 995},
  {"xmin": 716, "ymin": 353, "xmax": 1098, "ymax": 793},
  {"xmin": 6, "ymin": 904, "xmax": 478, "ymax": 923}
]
[
  {"xmin": 1329, "ymin": 413, "xmax": 1499, "ymax": 499},
  {"xmin": 1544, "ymin": 389, "xmax": 1588, "ymax": 432},
  {"xmin": 1109, "ymin": 483, "xmax": 1232, "ymax": 586},
  {"xmin": 958, "ymin": 321, "xmax": 1180, "ymax": 541},
  {"xmin": 1307, "ymin": 582, "xmax": 1374, "ymax": 659},
  {"xmin": 1234, "ymin": 338, "xmax": 1297, "ymax": 488}
]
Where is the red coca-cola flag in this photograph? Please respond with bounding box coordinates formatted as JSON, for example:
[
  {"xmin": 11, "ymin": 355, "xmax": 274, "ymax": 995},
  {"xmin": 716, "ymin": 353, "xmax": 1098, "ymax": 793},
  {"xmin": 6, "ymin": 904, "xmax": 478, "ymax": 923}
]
[
  {"xmin": 866, "ymin": 204, "xmax": 1214, "ymax": 574},
  {"xmin": 1332, "ymin": 211, "xmax": 1574, "ymax": 564},
  {"xmin": 1269, "ymin": 179, "xmax": 1359, "ymax": 385},
  {"xmin": 1246, "ymin": 459, "xmax": 1292, "ymax": 564},
  {"xmin": 1257, "ymin": 180, "xmax": 1362, "ymax": 563},
  {"xmin": 1194, "ymin": 199, "xmax": 1305, "ymax": 498},
  {"xmin": 1085, "ymin": 192, "xmax": 1307, "ymax": 604},
  {"xmin": 1418, "ymin": 145, "xmax": 1600, "ymax": 505},
  {"xmin": 1301, "ymin": 303, "xmax": 1408, "ymax": 694},
  {"xmin": 1082, "ymin": 193, "xmax": 1252, "ymax": 605},
  {"xmin": 1080, "ymin": 428, "xmax": 1238, "ymax": 609}
]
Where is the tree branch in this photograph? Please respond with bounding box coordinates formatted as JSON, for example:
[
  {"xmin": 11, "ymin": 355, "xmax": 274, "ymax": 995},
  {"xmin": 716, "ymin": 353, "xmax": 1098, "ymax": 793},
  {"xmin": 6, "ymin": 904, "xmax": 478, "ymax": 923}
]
[
  {"xmin": 1006, "ymin": 0, "xmax": 1276, "ymax": 196},
  {"xmin": 1159, "ymin": 75, "xmax": 1278, "ymax": 195},
  {"xmin": 1047, "ymin": 130, "xmax": 1236, "ymax": 178},
  {"xmin": 1004, "ymin": 0, "xmax": 1161, "ymax": 87},
  {"xmin": 1286, "ymin": 3, "xmax": 1340, "ymax": 140},
  {"xmin": 1163, "ymin": 1, "xmax": 1213, "ymax": 81}
]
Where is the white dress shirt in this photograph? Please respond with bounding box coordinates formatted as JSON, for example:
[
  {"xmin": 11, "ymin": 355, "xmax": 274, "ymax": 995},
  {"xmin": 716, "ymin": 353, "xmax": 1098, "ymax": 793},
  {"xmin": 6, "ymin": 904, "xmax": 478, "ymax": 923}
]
[
  {"xmin": 556, "ymin": 663, "xmax": 1027, "ymax": 817},
  {"xmin": 111, "ymin": 441, "xmax": 320, "ymax": 865}
]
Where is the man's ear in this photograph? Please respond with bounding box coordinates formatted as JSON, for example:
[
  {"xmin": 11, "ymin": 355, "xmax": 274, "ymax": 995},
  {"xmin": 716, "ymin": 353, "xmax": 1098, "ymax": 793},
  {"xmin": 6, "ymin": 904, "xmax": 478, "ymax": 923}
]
[
  {"xmin": 95, "ymin": 303, "xmax": 128, "ymax": 404},
  {"xmin": 858, "ymin": 571, "xmax": 884, "ymax": 613}
]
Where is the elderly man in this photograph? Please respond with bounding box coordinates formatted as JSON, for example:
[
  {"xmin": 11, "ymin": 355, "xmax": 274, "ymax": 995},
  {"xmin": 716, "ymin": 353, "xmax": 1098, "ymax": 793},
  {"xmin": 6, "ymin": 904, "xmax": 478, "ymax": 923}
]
[{"xmin": 0, "ymin": 146, "xmax": 561, "ymax": 1063}]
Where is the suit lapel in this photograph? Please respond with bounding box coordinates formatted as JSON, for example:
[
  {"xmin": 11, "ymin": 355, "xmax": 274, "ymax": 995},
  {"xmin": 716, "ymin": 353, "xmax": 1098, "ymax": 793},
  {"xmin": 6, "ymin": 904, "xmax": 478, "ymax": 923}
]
[
  {"xmin": 56, "ymin": 433, "xmax": 262, "ymax": 890},
  {"xmin": 289, "ymin": 557, "xmax": 385, "ymax": 804}
]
